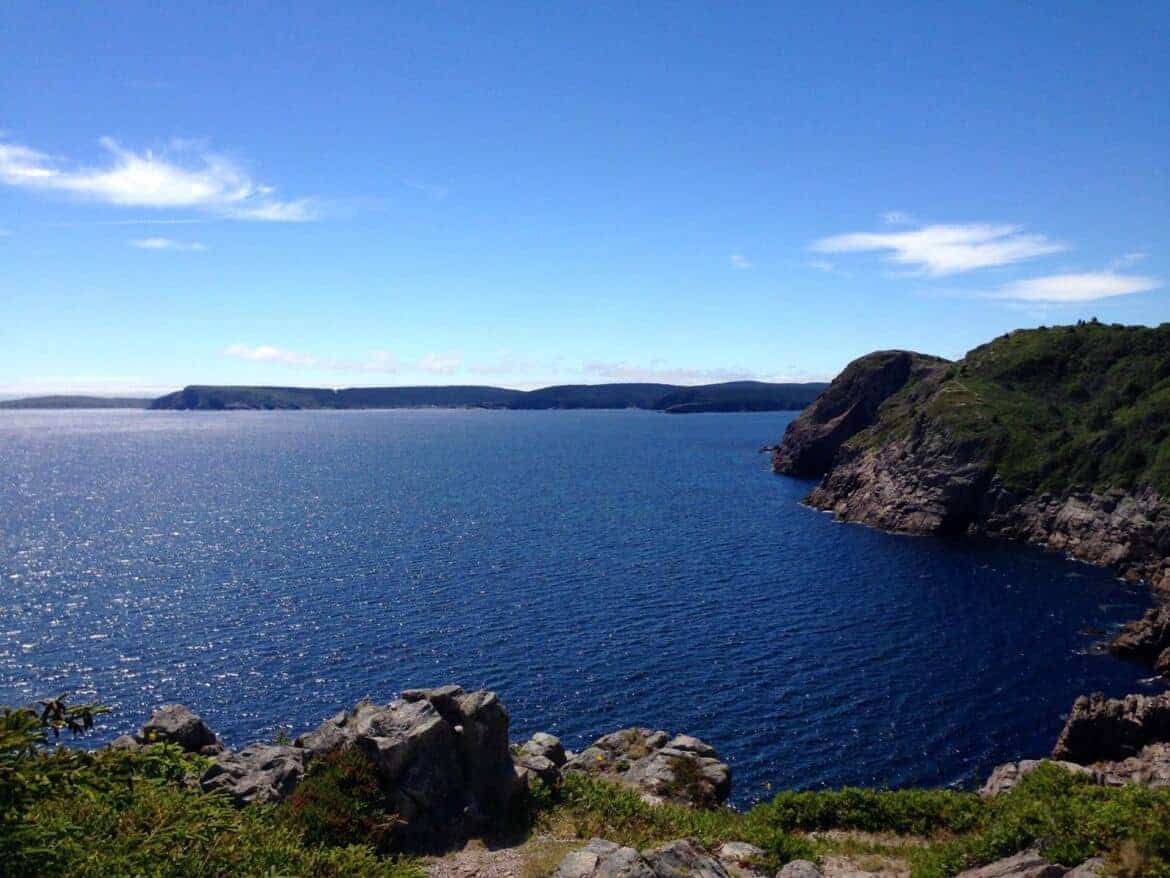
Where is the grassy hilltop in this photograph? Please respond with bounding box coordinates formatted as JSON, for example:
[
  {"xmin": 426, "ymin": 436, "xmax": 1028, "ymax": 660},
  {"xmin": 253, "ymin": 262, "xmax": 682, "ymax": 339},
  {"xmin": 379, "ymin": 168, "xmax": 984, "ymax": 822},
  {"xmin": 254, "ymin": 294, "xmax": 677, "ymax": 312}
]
[{"xmin": 858, "ymin": 321, "xmax": 1170, "ymax": 496}]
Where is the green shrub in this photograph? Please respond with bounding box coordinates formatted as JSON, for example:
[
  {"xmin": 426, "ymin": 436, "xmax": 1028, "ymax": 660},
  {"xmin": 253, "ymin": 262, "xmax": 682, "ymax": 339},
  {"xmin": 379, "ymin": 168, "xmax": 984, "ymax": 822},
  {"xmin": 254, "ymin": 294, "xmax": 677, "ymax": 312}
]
[{"xmin": 279, "ymin": 745, "xmax": 398, "ymax": 851}]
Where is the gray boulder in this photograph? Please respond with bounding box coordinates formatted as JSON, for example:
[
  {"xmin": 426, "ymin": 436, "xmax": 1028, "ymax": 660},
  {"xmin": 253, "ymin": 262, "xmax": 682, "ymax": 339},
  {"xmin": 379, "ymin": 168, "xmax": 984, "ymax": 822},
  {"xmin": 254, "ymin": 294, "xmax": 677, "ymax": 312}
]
[
  {"xmin": 563, "ymin": 728, "xmax": 731, "ymax": 806},
  {"xmin": 294, "ymin": 684, "xmax": 523, "ymax": 848},
  {"xmin": 718, "ymin": 842, "xmax": 765, "ymax": 866},
  {"xmin": 515, "ymin": 731, "xmax": 568, "ymax": 788},
  {"xmin": 122, "ymin": 704, "xmax": 221, "ymax": 755},
  {"xmin": 553, "ymin": 838, "xmax": 732, "ymax": 878},
  {"xmin": 954, "ymin": 850, "xmax": 1063, "ymax": 878},
  {"xmin": 201, "ymin": 743, "xmax": 306, "ymax": 805},
  {"xmin": 1065, "ymin": 859, "xmax": 1105, "ymax": 878},
  {"xmin": 775, "ymin": 862, "xmax": 822, "ymax": 878}
]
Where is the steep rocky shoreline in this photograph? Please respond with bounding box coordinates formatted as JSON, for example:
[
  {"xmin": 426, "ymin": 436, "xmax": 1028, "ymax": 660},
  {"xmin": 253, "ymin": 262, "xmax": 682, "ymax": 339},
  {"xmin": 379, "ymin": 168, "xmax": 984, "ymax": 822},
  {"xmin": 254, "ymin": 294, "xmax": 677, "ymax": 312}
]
[
  {"xmin": 771, "ymin": 334, "xmax": 1170, "ymax": 675},
  {"xmin": 103, "ymin": 684, "xmax": 1164, "ymax": 878}
]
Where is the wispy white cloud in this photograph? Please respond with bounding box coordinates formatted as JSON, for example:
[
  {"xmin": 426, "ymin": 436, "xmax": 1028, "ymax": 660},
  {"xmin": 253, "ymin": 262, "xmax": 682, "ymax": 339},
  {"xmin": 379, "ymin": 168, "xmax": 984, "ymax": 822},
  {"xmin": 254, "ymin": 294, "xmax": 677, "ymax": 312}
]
[
  {"xmin": 0, "ymin": 136, "xmax": 315, "ymax": 221},
  {"xmin": 881, "ymin": 210, "xmax": 915, "ymax": 225},
  {"xmin": 1109, "ymin": 250, "xmax": 1147, "ymax": 270},
  {"xmin": 220, "ymin": 345, "xmax": 462, "ymax": 375},
  {"xmin": 131, "ymin": 237, "xmax": 206, "ymax": 251},
  {"xmin": 221, "ymin": 344, "xmax": 319, "ymax": 366},
  {"xmin": 730, "ymin": 253, "xmax": 752, "ymax": 270},
  {"xmin": 994, "ymin": 272, "xmax": 1161, "ymax": 303},
  {"xmin": 582, "ymin": 361, "xmax": 761, "ymax": 385},
  {"xmin": 811, "ymin": 222, "xmax": 1065, "ymax": 276}
]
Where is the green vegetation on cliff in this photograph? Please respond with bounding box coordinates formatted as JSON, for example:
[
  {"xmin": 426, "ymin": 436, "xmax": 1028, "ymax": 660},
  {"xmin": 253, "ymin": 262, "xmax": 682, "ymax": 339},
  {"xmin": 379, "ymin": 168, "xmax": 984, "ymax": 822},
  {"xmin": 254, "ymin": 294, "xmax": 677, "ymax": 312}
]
[
  {"xmin": 859, "ymin": 322, "xmax": 1170, "ymax": 496},
  {"xmin": 9, "ymin": 700, "xmax": 1170, "ymax": 877}
]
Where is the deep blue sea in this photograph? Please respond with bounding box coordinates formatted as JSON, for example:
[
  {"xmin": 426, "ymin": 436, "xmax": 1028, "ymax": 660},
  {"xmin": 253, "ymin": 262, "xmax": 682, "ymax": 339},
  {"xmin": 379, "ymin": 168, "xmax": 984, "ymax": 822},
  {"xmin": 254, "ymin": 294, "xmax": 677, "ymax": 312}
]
[{"xmin": 0, "ymin": 409, "xmax": 1159, "ymax": 805}]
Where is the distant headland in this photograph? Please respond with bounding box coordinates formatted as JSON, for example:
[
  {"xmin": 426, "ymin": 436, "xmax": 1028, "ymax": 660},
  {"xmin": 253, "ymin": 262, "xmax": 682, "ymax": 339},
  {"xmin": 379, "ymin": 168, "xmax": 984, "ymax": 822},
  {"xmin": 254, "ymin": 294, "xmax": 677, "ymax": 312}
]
[
  {"xmin": 0, "ymin": 381, "xmax": 829, "ymax": 413},
  {"xmin": 146, "ymin": 380, "xmax": 829, "ymax": 413}
]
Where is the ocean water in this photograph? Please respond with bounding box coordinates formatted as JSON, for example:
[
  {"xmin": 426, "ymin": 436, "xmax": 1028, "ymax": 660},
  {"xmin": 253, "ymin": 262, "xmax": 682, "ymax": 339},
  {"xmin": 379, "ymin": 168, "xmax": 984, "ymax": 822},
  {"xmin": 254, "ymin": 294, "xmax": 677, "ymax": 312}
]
[{"xmin": 0, "ymin": 409, "xmax": 1158, "ymax": 805}]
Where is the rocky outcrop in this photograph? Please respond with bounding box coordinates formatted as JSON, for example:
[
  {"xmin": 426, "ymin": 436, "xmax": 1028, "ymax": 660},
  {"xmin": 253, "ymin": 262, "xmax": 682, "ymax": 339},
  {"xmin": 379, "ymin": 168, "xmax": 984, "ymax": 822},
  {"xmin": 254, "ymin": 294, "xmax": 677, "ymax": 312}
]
[
  {"xmin": 293, "ymin": 685, "xmax": 523, "ymax": 846},
  {"xmin": 772, "ymin": 351, "xmax": 947, "ymax": 478},
  {"xmin": 201, "ymin": 743, "xmax": 306, "ymax": 805},
  {"xmin": 554, "ymin": 838, "xmax": 735, "ymax": 878},
  {"xmin": 1051, "ymin": 692, "xmax": 1170, "ymax": 763},
  {"xmin": 514, "ymin": 731, "xmax": 568, "ymax": 787},
  {"xmin": 110, "ymin": 703, "xmax": 222, "ymax": 755},
  {"xmin": 1110, "ymin": 601, "xmax": 1170, "ymax": 671},
  {"xmin": 805, "ymin": 420, "xmax": 992, "ymax": 535},
  {"xmin": 563, "ymin": 728, "xmax": 731, "ymax": 807},
  {"xmin": 984, "ymin": 488, "xmax": 1170, "ymax": 590},
  {"xmin": 978, "ymin": 759, "xmax": 1094, "ymax": 796},
  {"xmin": 776, "ymin": 862, "xmax": 823, "ymax": 878},
  {"xmin": 954, "ymin": 850, "xmax": 1064, "ymax": 878}
]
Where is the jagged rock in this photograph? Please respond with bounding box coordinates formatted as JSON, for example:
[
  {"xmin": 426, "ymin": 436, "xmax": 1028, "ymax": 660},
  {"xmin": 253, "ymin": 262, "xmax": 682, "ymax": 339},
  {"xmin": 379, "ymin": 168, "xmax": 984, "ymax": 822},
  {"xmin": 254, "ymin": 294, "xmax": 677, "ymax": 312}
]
[
  {"xmin": 1052, "ymin": 692, "xmax": 1170, "ymax": 763},
  {"xmin": 1091, "ymin": 742, "xmax": 1170, "ymax": 788},
  {"xmin": 563, "ymin": 728, "xmax": 731, "ymax": 806},
  {"xmin": 554, "ymin": 839, "xmax": 732, "ymax": 878},
  {"xmin": 647, "ymin": 839, "xmax": 734, "ymax": 878},
  {"xmin": 131, "ymin": 704, "xmax": 221, "ymax": 754},
  {"xmin": 978, "ymin": 759, "xmax": 1095, "ymax": 795},
  {"xmin": 293, "ymin": 684, "xmax": 522, "ymax": 848},
  {"xmin": 953, "ymin": 850, "xmax": 1063, "ymax": 878},
  {"xmin": 776, "ymin": 862, "xmax": 823, "ymax": 878},
  {"xmin": 772, "ymin": 351, "xmax": 947, "ymax": 478},
  {"xmin": 1111, "ymin": 603, "xmax": 1170, "ymax": 669},
  {"xmin": 805, "ymin": 419, "xmax": 992, "ymax": 536},
  {"xmin": 1065, "ymin": 858, "xmax": 1105, "ymax": 878},
  {"xmin": 555, "ymin": 839, "xmax": 656, "ymax": 878},
  {"xmin": 520, "ymin": 731, "xmax": 568, "ymax": 766},
  {"xmin": 718, "ymin": 842, "xmax": 765, "ymax": 865},
  {"xmin": 108, "ymin": 734, "xmax": 141, "ymax": 751},
  {"xmin": 514, "ymin": 732, "xmax": 566, "ymax": 788},
  {"xmin": 200, "ymin": 743, "xmax": 305, "ymax": 805}
]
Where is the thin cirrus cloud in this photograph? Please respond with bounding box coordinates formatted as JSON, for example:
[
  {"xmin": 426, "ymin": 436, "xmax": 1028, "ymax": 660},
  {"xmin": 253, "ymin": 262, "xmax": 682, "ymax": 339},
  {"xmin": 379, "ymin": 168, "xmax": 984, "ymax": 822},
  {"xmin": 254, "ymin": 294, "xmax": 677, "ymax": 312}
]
[
  {"xmin": 583, "ymin": 361, "xmax": 762, "ymax": 384},
  {"xmin": 0, "ymin": 136, "xmax": 315, "ymax": 221},
  {"xmin": 994, "ymin": 272, "xmax": 1161, "ymax": 303},
  {"xmin": 729, "ymin": 253, "xmax": 752, "ymax": 270},
  {"xmin": 131, "ymin": 237, "xmax": 206, "ymax": 251},
  {"xmin": 221, "ymin": 344, "xmax": 462, "ymax": 375},
  {"xmin": 811, "ymin": 223, "xmax": 1066, "ymax": 276}
]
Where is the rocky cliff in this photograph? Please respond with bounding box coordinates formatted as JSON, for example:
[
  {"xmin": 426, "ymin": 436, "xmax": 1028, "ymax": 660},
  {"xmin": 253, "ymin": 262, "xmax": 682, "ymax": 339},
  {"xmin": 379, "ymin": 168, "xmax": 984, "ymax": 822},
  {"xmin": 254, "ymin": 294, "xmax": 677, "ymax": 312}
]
[{"xmin": 773, "ymin": 323, "xmax": 1170, "ymax": 671}]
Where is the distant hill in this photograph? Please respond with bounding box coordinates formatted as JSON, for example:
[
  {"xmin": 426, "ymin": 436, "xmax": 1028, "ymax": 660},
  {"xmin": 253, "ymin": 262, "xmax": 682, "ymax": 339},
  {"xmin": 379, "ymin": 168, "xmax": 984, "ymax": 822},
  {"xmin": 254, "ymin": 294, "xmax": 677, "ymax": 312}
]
[
  {"xmin": 149, "ymin": 381, "xmax": 828, "ymax": 413},
  {"xmin": 0, "ymin": 395, "xmax": 153, "ymax": 409}
]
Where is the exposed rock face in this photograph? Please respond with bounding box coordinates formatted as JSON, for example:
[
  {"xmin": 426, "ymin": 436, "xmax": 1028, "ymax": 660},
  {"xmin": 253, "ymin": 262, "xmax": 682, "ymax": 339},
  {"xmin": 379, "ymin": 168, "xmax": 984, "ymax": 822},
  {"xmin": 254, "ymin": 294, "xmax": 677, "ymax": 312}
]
[
  {"xmin": 1091, "ymin": 742, "xmax": 1170, "ymax": 788},
  {"xmin": 1051, "ymin": 692, "xmax": 1170, "ymax": 763},
  {"xmin": 114, "ymin": 704, "xmax": 222, "ymax": 755},
  {"xmin": 554, "ymin": 838, "xmax": 733, "ymax": 878},
  {"xmin": 294, "ymin": 684, "xmax": 523, "ymax": 847},
  {"xmin": 515, "ymin": 731, "xmax": 568, "ymax": 788},
  {"xmin": 776, "ymin": 862, "xmax": 823, "ymax": 878},
  {"xmin": 805, "ymin": 421, "xmax": 992, "ymax": 535},
  {"xmin": 983, "ymin": 487, "xmax": 1170, "ymax": 590},
  {"xmin": 1110, "ymin": 601, "xmax": 1170, "ymax": 670},
  {"xmin": 201, "ymin": 743, "xmax": 306, "ymax": 805},
  {"xmin": 563, "ymin": 728, "xmax": 731, "ymax": 807},
  {"xmin": 775, "ymin": 341, "xmax": 1170, "ymax": 676},
  {"xmin": 954, "ymin": 850, "xmax": 1063, "ymax": 878},
  {"xmin": 978, "ymin": 759, "xmax": 1094, "ymax": 796},
  {"xmin": 772, "ymin": 351, "xmax": 947, "ymax": 478}
]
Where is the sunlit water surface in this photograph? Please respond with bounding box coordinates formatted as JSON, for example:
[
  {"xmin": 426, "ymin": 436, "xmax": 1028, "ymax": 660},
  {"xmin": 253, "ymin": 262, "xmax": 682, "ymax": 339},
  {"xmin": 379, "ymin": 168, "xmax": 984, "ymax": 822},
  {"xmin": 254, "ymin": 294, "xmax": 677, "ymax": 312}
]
[{"xmin": 0, "ymin": 409, "xmax": 1157, "ymax": 805}]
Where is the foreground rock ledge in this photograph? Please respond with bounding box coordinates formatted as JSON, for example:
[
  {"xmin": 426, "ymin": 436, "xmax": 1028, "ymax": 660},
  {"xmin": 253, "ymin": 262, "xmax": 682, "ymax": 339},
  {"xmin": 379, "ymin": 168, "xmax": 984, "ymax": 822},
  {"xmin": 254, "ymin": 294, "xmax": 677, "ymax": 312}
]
[
  {"xmin": 112, "ymin": 688, "xmax": 730, "ymax": 850},
  {"xmin": 562, "ymin": 727, "xmax": 732, "ymax": 806}
]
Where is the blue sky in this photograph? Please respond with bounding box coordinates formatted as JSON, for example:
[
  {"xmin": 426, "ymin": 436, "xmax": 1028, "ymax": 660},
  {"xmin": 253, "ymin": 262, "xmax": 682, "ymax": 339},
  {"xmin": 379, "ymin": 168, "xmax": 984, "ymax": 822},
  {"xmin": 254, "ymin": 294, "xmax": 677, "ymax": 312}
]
[{"xmin": 1, "ymin": 2, "xmax": 1167, "ymax": 394}]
